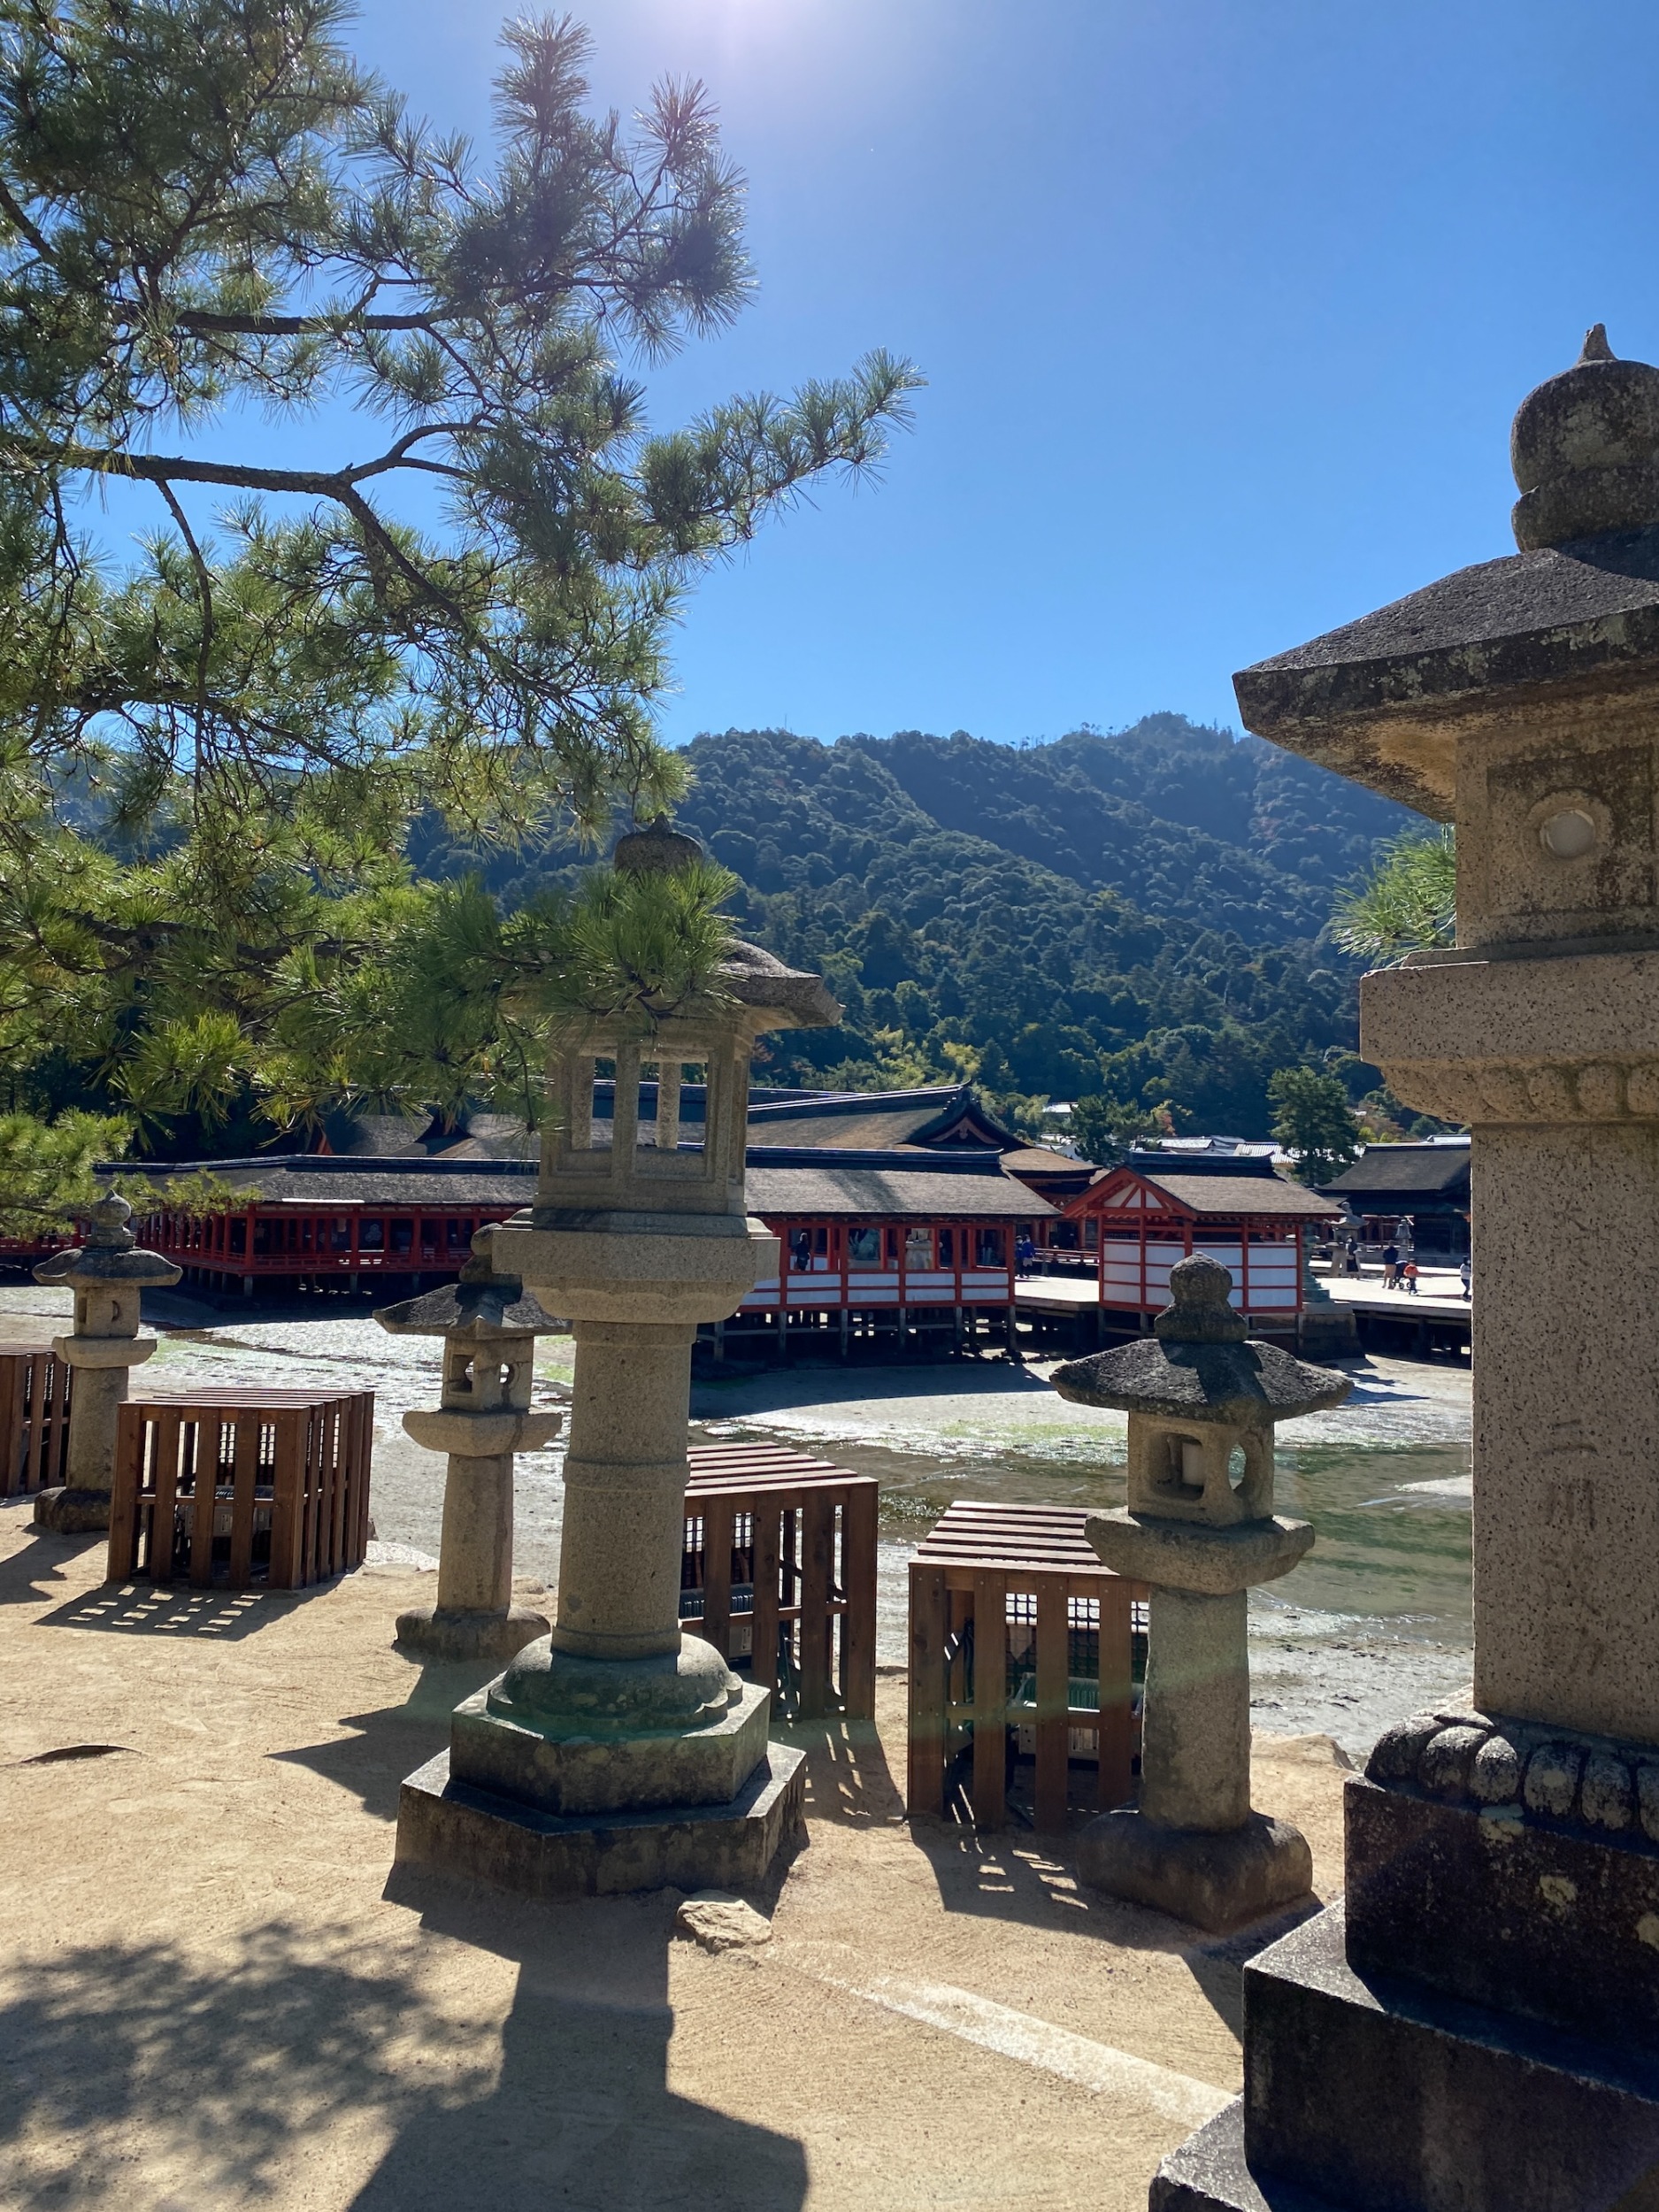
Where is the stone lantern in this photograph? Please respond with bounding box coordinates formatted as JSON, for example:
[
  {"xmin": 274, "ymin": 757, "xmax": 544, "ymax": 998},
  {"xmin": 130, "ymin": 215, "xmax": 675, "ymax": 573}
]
[
  {"xmin": 395, "ymin": 822, "xmax": 840, "ymax": 1897},
  {"xmin": 374, "ymin": 1233, "xmax": 564, "ymax": 1663},
  {"xmin": 1051, "ymin": 1254, "xmax": 1348, "ymax": 1931},
  {"xmin": 1149, "ymin": 328, "xmax": 1659, "ymax": 2210},
  {"xmin": 32, "ymin": 1192, "xmax": 180, "ymax": 1532}
]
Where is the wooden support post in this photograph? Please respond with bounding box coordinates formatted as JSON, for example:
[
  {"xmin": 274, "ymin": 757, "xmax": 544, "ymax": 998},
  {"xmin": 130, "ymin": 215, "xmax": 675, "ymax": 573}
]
[
  {"xmin": 107, "ymin": 1407, "xmax": 142, "ymax": 1580},
  {"xmin": 752, "ymin": 1505, "xmax": 781, "ymax": 1701},
  {"xmin": 971, "ymin": 1571, "xmax": 1008, "ymax": 1828},
  {"xmin": 908, "ymin": 1563, "xmax": 949, "ymax": 1816},
  {"xmin": 841, "ymin": 1479, "xmax": 879, "ymax": 1720},
  {"xmin": 148, "ymin": 1408, "xmax": 182, "ymax": 1583},
  {"xmin": 189, "ymin": 1413, "xmax": 219, "ymax": 1586},
  {"xmin": 227, "ymin": 1413, "xmax": 258, "ymax": 1586},
  {"xmin": 268, "ymin": 1412, "xmax": 306, "ymax": 1589},
  {"xmin": 800, "ymin": 1494, "xmax": 833, "ymax": 1717},
  {"xmin": 1098, "ymin": 1580, "xmax": 1135, "ymax": 1809},
  {"xmin": 703, "ymin": 1494, "xmax": 734, "ymax": 1662},
  {"xmin": 1034, "ymin": 1584, "xmax": 1071, "ymax": 1832}
]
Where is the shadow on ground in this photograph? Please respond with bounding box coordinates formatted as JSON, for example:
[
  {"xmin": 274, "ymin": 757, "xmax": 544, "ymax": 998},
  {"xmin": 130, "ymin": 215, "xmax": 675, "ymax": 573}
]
[
  {"xmin": 0, "ymin": 1521, "xmax": 104, "ymax": 1609},
  {"xmin": 273, "ymin": 1655, "xmax": 506, "ymax": 1822},
  {"xmin": 772, "ymin": 1711, "xmax": 906, "ymax": 1828},
  {"xmin": 908, "ymin": 1803, "xmax": 1323, "ymax": 2039},
  {"xmin": 36, "ymin": 1578, "xmax": 303, "ymax": 1640},
  {"xmin": 0, "ymin": 1899, "xmax": 809, "ymax": 2212}
]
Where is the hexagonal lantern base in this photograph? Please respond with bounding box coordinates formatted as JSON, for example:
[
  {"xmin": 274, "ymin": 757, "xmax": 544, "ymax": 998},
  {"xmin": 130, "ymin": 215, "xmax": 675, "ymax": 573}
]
[{"xmin": 393, "ymin": 1742, "xmax": 805, "ymax": 1901}]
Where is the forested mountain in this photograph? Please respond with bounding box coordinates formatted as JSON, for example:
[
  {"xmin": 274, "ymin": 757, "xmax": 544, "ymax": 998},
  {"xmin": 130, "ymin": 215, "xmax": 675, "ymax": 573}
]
[{"xmin": 472, "ymin": 716, "xmax": 1428, "ymax": 1139}]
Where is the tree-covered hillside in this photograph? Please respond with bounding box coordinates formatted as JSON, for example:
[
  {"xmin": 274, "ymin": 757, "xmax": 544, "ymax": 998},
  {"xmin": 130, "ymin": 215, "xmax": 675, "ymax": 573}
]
[{"xmin": 476, "ymin": 715, "xmax": 1427, "ymax": 1139}]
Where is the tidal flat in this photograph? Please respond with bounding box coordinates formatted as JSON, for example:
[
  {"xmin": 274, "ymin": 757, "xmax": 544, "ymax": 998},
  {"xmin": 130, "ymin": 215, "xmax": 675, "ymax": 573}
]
[{"xmin": 0, "ymin": 1287, "xmax": 1471, "ymax": 1755}]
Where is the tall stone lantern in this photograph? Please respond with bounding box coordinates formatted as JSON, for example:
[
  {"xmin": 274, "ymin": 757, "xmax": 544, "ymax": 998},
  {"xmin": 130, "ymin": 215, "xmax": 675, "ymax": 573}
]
[
  {"xmin": 1151, "ymin": 329, "xmax": 1659, "ymax": 2209},
  {"xmin": 394, "ymin": 823, "xmax": 840, "ymax": 1897},
  {"xmin": 33, "ymin": 1192, "xmax": 180, "ymax": 1532},
  {"xmin": 1052, "ymin": 1255, "xmax": 1348, "ymax": 1931},
  {"xmin": 374, "ymin": 1233, "xmax": 563, "ymax": 1664}
]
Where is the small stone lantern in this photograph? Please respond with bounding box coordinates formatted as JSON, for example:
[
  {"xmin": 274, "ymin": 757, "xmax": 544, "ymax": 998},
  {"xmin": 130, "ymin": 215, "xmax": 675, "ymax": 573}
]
[
  {"xmin": 1051, "ymin": 1253, "xmax": 1348, "ymax": 1930},
  {"xmin": 374, "ymin": 1233, "xmax": 564, "ymax": 1663},
  {"xmin": 394, "ymin": 823, "xmax": 841, "ymax": 1898},
  {"xmin": 32, "ymin": 1192, "xmax": 181, "ymax": 1532}
]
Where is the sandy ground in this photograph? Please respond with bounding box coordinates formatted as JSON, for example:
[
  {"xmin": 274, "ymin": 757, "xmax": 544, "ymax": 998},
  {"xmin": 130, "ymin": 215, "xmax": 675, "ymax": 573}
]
[{"xmin": 0, "ymin": 1504, "xmax": 1351, "ymax": 2212}]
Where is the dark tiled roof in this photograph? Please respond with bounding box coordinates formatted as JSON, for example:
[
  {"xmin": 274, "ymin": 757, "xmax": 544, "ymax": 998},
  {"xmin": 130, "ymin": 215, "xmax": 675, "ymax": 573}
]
[
  {"xmin": 119, "ymin": 1146, "xmax": 1054, "ymax": 1220},
  {"xmin": 744, "ymin": 1084, "xmax": 1019, "ymax": 1153},
  {"xmin": 1322, "ymin": 1144, "xmax": 1472, "ymax": 1198},
  {"xmin": 1142, "ymin": 1172, "xmax": 1340, "ymax": 1218},
  {"xmin": 746, "ymin": 1158, "xmax": 1051, "ymax": 1219}
]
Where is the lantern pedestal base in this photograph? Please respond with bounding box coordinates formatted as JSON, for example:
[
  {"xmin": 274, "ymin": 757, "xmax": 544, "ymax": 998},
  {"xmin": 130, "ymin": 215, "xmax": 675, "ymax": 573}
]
[
  {"xmin": 394, "ymin": 1603, "xmax": 550, "ymax": 1666},
  {"xmin": 1148, "ymin": 1905, "xmax": 1659, "ymax": 2212},
  {"xmin": 449, "ymin": 1673, "xmax": 772, "ymax": 1819},
  {"xmin": 32, "ymin": 1485, "xmax": 112, "ymax": 1534},
  {"xmin": 1079, "ymin": 1808, "xmax": 1313, "ymax": 1933},
  {"xmin": 393, "ymin": 1740, "xmax": 804, "ymax": 1901}
]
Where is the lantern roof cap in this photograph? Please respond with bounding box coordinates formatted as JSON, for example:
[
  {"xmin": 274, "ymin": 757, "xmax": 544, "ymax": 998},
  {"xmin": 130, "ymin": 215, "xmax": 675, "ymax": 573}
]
[
  {"xmin": 33, "ymin": 1191, "xmax": 180, "ymax": 1287},
  {"xmin": 713, "ymin": 938, "xmax": 840, "ymax": 1026},
  {"xmin": 1050, "ymin": 1255, "xmax": 1350, "ymax": 1427},
  {"xmin": 1234, "ymin": 331, "xmax": 1659, "ymax": 818},
  {"xmin": 613, "ymin": 817, "xmax": 705, "ymax": 875},
  {"xmin": 374, "ymin": 1231, "xmax": 559, "ymax": 1339}
]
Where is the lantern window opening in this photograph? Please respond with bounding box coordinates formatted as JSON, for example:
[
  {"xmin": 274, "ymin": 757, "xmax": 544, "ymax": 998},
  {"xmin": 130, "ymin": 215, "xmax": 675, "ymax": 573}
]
[
  {"xmin": 1227, "ymin": 1444, "xmax": 1248, "ymax": 1491},
  {"xmin": 1160, "ymin": 1432, "xmax": 1207, "ymax": 1504}
]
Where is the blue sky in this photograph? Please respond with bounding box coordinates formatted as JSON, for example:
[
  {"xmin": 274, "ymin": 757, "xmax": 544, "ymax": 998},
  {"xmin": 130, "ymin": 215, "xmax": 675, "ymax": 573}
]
[{"xmin": 102, "ymin": 2, "xmax": 1659, "ymax": 748}]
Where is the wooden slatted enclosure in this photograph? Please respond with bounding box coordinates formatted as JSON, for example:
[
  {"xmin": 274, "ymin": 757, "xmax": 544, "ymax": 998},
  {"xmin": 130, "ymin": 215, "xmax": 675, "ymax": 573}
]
[
  {"xmin": 908, "ymin": 1500, "xmax": 1149, "ymax": 1832},
  {"xmin": 0, "ymin": 1341, "xmax": 72, "ymax": 1498},
  {"xmin": 681, "ymin": 1442, "xmax": 879, "ymax": 1720},
  {"xmin": 107, "ymin": 1388, "xmax": 374, "ymax": 1590}
]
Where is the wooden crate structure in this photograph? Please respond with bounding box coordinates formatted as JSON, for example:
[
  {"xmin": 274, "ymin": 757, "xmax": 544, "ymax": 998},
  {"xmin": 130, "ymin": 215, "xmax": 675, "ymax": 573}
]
[
  {"xmin": 908, "ymin": 1500, "xmax": 1149, "ymax": 1831},
  {"xmin": 682, "ymin": 1442, "xmax": 879, "ymax": 1720},
  {"xmin": 0, "ymin": 1341, "xmax": 71, "ymax": 1498},
  {"xmin": 107, "ymin": 1388, "xmax": 374, "ymax": 1590}
]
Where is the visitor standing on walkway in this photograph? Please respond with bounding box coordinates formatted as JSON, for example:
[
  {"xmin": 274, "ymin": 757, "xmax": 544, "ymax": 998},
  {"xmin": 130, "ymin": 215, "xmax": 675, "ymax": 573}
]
[
  {"xmin": 1460, "ymin": 1256, "xmax": 1471, "ymax": 1301},
  {"xmin": 1402, "ymin": 1259, "xmax": 1419, "ymax": 1295},
  {"xmin": 1382, "ymin": 1241, "xmax": 1400, "ymax": 1288}
]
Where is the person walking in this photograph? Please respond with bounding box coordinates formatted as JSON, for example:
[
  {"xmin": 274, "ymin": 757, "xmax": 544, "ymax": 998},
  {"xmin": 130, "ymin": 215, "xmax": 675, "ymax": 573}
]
[
  {"xmin": 1382, "ymin": 1240, "xmax": 1400, "ymax": 1289},
  {"xmin": 1459, "ymin": 1256, "xmax": 1471, "ymax": 1301},
  {"xmin": 1402, "ymin": 1259, "xmax": 1419, "ymax": 1296}
]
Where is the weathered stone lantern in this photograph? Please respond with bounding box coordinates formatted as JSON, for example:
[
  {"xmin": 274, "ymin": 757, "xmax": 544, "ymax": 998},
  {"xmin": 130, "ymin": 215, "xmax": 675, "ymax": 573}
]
[
  {"xmin": 374, "ymin": 1233, "xmax": 563, "ymax": 1663},
  {"xmin": 32, "ymin": 1192, "xmax": 180, "ymax": 1532},
  {"xmin": 1052, "ymin": 1254, "xmax": 1347, "ymax": 1931},
  {"xmin": 395, "ymin": 823, "xmax": 840, "ymax": 1896},
  {"xmin": 1149, "ymin": 328, "xmax": 1659, "ymax": 2210}
]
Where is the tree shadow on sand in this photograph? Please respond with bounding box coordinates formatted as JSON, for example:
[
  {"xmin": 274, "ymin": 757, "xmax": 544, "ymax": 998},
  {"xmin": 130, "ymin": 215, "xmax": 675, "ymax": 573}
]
[{"xmin": 0, "ymin": 1898, "xmax": 808, "ymax": 2212}]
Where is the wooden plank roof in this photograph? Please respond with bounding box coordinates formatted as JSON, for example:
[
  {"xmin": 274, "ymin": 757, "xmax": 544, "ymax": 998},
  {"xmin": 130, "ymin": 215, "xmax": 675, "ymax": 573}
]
[
  {"xmin": 685, "ymin": 1441, "xmax": 874, "ymax": 1499},
  {"xmin": 912, "ymin": 1499, "xmax": 1125, "ymax": 1578}
]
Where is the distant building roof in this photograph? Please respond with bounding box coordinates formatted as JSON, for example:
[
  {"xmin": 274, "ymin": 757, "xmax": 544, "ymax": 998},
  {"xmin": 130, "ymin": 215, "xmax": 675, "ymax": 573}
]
[
  {"xmin": 1123, "ymin": 1144, "xmax": 1282, "ymax": 1181},
  {"xmin": 119, "ymin": 1144, "xmax": 1055, "ymax": 1221},
  {"xmin": 1141, "ymin": 1172, "xmax": 1338, "ymax": 1218},
  {"xmin": 746, "ymin": 1148, "xmax": 1053, "ymax": 1219},
  {"xmin": 743, "ymin": 1085, "xmax": 1020, "ymax": 1154},
  {"xmin": 1322, "ymin": 1141, "xmax": 1472, "ymax": 1200},
  {"xmin": 1066, "ymin": 1164, "xmax": 1340, "ymax": 1223}
]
